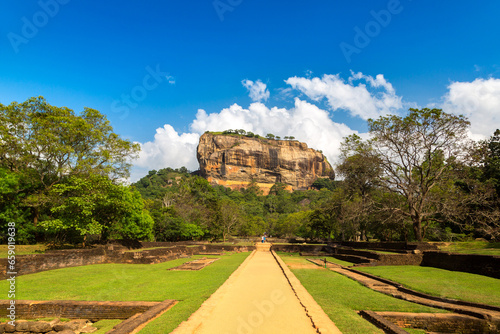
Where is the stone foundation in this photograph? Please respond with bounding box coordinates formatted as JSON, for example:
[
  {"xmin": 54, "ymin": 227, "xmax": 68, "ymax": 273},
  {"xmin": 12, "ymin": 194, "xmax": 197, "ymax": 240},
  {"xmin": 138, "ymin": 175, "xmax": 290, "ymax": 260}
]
[
  {"xmin": 0, "ymin": 300, "xmax": 175, "ymax": 320},
  {"xmin": 0, "ymin": 319, "xmax": 96, "ymax": 334},
  {"xmin": 377, "ymin": 311, "xmax": 496, "ymax": 333},
  {"xmin": 421, "ymin": 251, "xmax": 500, "ymax": 279}
]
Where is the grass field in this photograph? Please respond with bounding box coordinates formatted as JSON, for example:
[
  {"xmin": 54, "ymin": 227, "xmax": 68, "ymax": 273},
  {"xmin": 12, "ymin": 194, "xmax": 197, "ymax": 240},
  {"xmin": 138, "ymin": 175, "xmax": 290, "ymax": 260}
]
[
  {"xmin": 278, "ymin": 253, "xmax": 445, "ymax": 334},
  {"xmin": 0, "ymin": 252, "xmax": 250, "ymax": 333},
  {"xmin": 436, "ymin": 241, "xmax": 500, "ymax": 256},
  {"xmin": 0, "ymin": 244, "xmax": 47, "ymax": 257},
  {"xmin": 356, "ymin": 265, "xmax": 500, "ymax": 307}
]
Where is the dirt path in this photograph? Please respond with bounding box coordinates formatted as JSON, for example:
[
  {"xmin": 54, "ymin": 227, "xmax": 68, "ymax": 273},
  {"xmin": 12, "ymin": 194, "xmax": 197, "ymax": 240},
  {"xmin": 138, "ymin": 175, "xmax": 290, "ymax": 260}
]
[{"xmin": 172, "ymin": 244, "xmax": 341, "ymax": 334}]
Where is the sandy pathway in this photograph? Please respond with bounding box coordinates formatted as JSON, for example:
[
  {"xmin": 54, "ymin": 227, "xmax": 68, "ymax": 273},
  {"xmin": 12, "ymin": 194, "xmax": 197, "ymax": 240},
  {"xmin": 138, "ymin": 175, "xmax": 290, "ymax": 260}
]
[{"xmin": 172, "ymin": 244, "xmax": 341, "ymax": 334}]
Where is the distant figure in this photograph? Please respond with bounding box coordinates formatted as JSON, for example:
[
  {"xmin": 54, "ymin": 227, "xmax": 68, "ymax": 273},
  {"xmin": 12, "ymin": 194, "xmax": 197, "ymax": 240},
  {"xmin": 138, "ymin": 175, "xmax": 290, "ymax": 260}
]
[{"xmin": 261, "ymin": 235, "xmax": 265, "ymax": 243}]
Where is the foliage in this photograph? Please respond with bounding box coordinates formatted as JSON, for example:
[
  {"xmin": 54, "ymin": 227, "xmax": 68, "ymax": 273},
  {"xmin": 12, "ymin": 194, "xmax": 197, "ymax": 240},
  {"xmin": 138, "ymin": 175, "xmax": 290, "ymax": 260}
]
[
  {"xmin": 437, "ymin": 241, "xmax": 500, "ymax": 256},
  {"xmin": 366, "ymin": 108, "xmax": 471, "ymax": 241},
  {"xmin": 133, "ymin": 167, "xmax": 189, "ymax": 199},
  {"xmin": 311, "ymin": 178, "xmax": 336, "ymax": 191},
  {"xmin": 0, "ymin": 97, "xmax": 153, "ymax": 245},
  {"xmin": 6, "ymin": 98, "xmax": 500, "ymax": 244},
  {"xmin": 41, "ymin": 174, "xmax": 153, "ymax": 242}
]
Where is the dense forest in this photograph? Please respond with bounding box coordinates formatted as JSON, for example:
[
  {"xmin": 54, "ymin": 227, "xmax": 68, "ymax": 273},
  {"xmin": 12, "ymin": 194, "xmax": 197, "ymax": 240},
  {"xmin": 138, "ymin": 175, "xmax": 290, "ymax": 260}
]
[{"xmin": 1, "ymin": 98, "xmax": 500, "ymax": 245}]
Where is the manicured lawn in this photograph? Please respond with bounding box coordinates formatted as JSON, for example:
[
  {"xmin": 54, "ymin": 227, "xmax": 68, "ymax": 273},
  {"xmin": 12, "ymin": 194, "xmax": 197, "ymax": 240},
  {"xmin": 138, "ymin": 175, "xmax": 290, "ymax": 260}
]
[
  {"xmin": 356, "ymin": 265, "xmax": 500, "ymax": 307},
  {"xmin": 324, "ymin": 256, "xmax": 354, "ymax": 267},
  {"xmin": 0, "ymin": 252, "xmax": 250, "ymax": 333},
  {"xmin": 278, "ymin": 254, "xmax": 445, "ymax": 334},
  {"xmin": 437, "ymin": 241, "xmax": 500, "ymax": 256},
  {"xmin": 0, "ymin": 244, "xmax": 47, "ymax": 257},
  {"xmin": 94, "ymin": 319, "xmax": 122, "ymax": 333}
]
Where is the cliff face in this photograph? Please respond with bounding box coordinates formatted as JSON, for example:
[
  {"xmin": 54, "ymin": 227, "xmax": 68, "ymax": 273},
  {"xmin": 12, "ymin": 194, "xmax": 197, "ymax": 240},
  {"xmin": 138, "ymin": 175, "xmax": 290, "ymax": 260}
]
[{"xmin": 196, "ymin": 132, "xmax": 334, "ymax": 194}]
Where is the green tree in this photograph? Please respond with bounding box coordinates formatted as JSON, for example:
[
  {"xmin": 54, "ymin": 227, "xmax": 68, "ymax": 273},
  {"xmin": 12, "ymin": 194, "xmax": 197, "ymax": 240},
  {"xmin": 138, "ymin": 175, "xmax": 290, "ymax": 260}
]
[
  {"xmin": 367, "ymin": 108, "xmax": 470, "ymax": 241},
  {"xmin": 0, "ymin": 168, "xmax": 33, "ymax": 243},
  {"xmin": 337, "ymin": 134, "xmax": 382, "ymax": 240},
  {"xmin": 483, "ymin": 129, "xmax": 500, "ymax": 196},
  {"xmin": 43, "ymin": 174, "xmax": 153, "ymax": 244},
  {"xmin": 278, "ymin": 210, "xmax": 312, "ymax": 237},
  {"xmin": 219, "ymin": 199, "xmax": 243, "ymax": 242},
  {"xmin": 0, "ymin": 97, "xmax": 139, "ymax": 226}
]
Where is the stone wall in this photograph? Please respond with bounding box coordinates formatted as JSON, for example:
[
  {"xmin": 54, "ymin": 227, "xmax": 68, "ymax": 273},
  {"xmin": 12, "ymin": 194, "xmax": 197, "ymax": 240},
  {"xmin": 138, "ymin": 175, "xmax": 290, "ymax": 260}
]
[
  {"xmin": 337, "ymin": 241, "xmax": 438, "ymax": 251},
  {"xmin": 0, "ymin": 247, "xmax": 109, "ymax": 280},
  {"xmin": 329, "ymin": 247, "xmax": 423, "ymax": 266},
  {"xmin": 421, "ymin": 251, "xmax": 500, "ymax": 279},
  {"xmin": 378, "ymin": 312, "xmax": 496, "ymax": 333},
  {"xmin": 270, "ymin": 244, "xmax": 327, "ymax": 253},
  {"xmin": 0, "ymin": 300, "xmax": 173, "ymax": 320},
  {"xmin": 0, "ymin": 319, "xmax": 96, "ymax": 334}
]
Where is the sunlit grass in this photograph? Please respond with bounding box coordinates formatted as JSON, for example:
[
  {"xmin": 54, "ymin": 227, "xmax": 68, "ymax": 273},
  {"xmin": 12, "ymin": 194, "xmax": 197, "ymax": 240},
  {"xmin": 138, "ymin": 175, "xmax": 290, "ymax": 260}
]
[
  {"xmin": 357, "ymin": 265, "xmax": 500, "ymax": 307},
  {"xmin": 0, "ymin": 252, "xmax": 250, "ymax": 333},
  {"xmin": 436, "ymin": 241, "xmax": 500, "ymax": 256},
  {"xmin": 278, "ymin": 254, "xmax": 444, "ymax": 334},
  {"xmin": 0, "ymin": 244, "xmax": 47, "ymax": 257}
]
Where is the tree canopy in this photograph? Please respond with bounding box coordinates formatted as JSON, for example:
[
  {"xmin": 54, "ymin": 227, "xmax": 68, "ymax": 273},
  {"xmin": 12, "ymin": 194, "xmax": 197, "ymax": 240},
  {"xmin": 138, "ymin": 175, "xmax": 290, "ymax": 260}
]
[{"xmin": 0, "ymin": 97, "xmax": 149, "ymax": 245}]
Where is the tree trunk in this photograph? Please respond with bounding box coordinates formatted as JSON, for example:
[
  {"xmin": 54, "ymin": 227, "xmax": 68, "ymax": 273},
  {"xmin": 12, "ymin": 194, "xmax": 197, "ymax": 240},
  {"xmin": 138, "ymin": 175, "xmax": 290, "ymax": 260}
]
[
  {"xmin": 412, "ymin": 217, "xmax": 423, "ymax": 242},
  {"xmin": 33, "ymin": 207, "xmax": 39, "ymax": 226}
]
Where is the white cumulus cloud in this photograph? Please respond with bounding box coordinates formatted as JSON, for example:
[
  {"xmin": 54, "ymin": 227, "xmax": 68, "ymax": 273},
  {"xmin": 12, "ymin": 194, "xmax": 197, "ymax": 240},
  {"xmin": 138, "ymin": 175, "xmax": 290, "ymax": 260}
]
[
  {"xmin": 242, "ymin": 79, "xmax": 270, "ymax": 102},
  {"xmin": 285, "ymin": 72, "xmax": 402, "ymax": 120},
  {"xmin": 442, "ymin": 77, "xmax": 500, "ymax": 138},
  {"xmin": 134, "ymin": 124, "xmax": 200, "ymax": 171}
]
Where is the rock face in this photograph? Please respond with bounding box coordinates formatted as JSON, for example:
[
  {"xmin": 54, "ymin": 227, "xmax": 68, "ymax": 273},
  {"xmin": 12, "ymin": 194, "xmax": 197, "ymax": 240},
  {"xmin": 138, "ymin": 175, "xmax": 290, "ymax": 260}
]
[{"xmin": 197, "ymin": 132, "xmax": 334, "ymax": 194}]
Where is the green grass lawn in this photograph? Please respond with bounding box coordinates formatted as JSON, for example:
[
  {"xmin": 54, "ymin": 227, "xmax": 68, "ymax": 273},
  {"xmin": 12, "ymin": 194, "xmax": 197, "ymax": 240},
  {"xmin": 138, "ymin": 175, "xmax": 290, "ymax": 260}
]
[
  {"xmin": 436, "ymin": 241, "xmax": 500, "ymax": 256},
  {"xmin": 0, "ymin": 244, "xmax": 47, "ymax": 257},
  {"xmin": 356, "ymin": 265, "xmax": 500, "ymax": 307},
  {"xmin": 0, "ymin": 252, "xmax": 250, "ymax": 333},
  {"xmin": 278, "ymin": 254, "xmax": 445, "ymax": 334}
]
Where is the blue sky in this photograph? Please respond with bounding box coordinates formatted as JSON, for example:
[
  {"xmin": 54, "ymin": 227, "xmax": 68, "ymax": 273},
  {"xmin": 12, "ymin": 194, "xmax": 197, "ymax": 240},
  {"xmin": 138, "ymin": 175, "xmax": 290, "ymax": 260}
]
[{"xmin": 2, "ymin": 1, "xmax": 500, "ymax": 180}]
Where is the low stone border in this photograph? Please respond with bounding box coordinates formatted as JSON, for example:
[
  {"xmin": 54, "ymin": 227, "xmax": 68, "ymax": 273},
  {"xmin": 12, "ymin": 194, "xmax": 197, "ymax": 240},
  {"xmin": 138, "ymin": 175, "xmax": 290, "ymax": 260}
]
[
  {"xmin": 107, "ymin": 299, "xmax": 177, "ymax": 334},
  {"xmin": 0, "ymin": 319, "xmax": 96, "ymax": 334},
  {"xmin": 358, "ymin": 310, "xmax": 409, "ymax": 334},
  {"xmin": 168, "ymin": 257, "xmax": 219, "ymax": 271},
  {"xmin": 0, "ymin": 299, "xmax": 176, "ymax": 321},
  {"xmin": 361, "ymin": 311, "xmax": 495, "ymax": 334},
  {"xmin": 347, "ymin": 268, "xmax": 500, "ymax": 314}
]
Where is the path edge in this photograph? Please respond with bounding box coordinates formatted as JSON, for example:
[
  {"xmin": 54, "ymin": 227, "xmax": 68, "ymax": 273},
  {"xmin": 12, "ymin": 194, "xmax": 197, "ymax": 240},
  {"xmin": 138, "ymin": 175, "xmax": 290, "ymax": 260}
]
[
  {"xmin": 271, "ymin": 250, "xmax": 343, "ymax": 334},
  {"xmin": 170, "ymin": 250, "xmax": 257, "ymax": 333}
]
